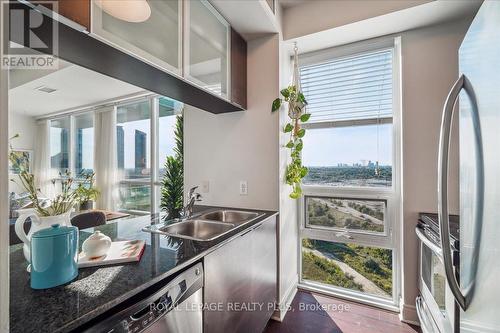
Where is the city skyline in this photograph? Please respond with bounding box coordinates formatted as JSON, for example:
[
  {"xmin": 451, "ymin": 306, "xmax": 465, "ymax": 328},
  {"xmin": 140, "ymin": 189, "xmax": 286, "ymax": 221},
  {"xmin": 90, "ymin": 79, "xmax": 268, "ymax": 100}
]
[{"xmin": 302, "ymin": 123, "xmax": 393, "ymax": 167}]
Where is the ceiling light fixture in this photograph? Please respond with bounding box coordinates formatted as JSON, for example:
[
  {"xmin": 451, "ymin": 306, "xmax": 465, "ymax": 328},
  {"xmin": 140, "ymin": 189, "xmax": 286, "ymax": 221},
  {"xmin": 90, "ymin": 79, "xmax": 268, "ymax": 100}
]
[{"xmin": 95, "ymin": 0, "xmax": 151, "ymax": 23}]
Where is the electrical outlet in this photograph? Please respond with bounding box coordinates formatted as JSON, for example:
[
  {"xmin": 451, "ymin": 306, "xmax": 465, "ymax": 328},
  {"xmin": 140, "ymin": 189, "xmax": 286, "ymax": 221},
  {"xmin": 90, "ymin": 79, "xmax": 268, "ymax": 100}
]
[
  {"xmin": 239, "ymin": 181, "xmax": 248, "ymax": 196},
  {"xmin": 202, "ymin": 180, "xmax": 209, "ymax": 193}
]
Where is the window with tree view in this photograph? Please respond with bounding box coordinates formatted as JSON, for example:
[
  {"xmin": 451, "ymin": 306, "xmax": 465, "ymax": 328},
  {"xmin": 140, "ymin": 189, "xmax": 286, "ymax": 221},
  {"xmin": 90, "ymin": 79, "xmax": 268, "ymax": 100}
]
[
  {"xmin": 306, "ymin": 197, "xmax": 386, "ymax": 234},
  {"xmin": 299, "ymin": 42, "xmax": 399, "ymax": 304}
]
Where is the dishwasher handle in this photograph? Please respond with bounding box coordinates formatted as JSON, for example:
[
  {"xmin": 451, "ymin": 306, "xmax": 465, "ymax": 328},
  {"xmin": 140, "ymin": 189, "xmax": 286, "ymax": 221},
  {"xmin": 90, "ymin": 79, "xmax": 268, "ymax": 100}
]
[
  {"xmin": 84, "ymin": 263, "xmax": 203, "ymax": 333},
  {"xmin": 129, "ymin": 279, "xmax": 186, "ymax": 322}
]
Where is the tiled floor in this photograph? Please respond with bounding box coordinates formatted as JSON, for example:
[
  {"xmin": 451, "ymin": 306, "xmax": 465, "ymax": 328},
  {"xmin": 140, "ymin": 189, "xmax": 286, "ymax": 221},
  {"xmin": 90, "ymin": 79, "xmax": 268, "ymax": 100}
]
[{"xmin": 265, "ymin": 291, "xmax": 421, "ymax": 333}]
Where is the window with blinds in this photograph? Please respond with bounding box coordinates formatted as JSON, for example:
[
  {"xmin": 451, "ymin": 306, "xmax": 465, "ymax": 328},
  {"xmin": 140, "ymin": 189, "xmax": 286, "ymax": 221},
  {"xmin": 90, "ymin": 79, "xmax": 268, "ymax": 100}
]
[{"xmin": 300, "ymin": 49, "xmax": 393, "ymax": 125}]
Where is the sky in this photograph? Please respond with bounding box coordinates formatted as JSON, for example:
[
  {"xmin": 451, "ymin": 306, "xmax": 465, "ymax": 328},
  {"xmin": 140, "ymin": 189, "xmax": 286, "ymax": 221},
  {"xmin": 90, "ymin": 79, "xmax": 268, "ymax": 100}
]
[
  {"xmin": 301, "ymin": 124, "xmax": 392, "ymax": 167},
  {"xmin": 50, "ymin": 114, "xmax": 390, "ymax": 171},
  {"xmin": 119, "ymin": 115, "xmax": 176, "ymax": 169}
]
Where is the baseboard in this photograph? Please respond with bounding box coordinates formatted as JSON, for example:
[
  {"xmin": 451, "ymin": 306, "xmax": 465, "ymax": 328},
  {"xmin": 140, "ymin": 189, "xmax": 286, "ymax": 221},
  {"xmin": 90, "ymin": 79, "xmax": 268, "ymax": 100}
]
[
  {"xmin": 399, "ymin": 301, "xmax": 420, "ymax": 326},
  {"xmin": 271, "ymin": 280, "xmax": 298, "ymax": 322}
]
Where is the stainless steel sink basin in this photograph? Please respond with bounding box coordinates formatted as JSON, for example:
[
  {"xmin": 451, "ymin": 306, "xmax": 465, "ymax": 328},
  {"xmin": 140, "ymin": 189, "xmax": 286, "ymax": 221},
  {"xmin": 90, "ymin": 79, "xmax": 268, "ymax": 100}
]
[
  {"xmin": 142, "ymin": 209, "xmax": 263, "ymax": 241},
  {"xmin": 148, "ymin": 220, "xmax": 235, "ymax": 241},
  {"xmin": 198, "ymin": 210, "xmax": 261, "ymax": 224}
]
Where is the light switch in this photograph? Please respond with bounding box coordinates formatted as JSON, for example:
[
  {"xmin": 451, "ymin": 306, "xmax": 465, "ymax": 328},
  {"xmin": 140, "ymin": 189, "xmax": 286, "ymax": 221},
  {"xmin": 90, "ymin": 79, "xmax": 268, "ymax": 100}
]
[
  {"xmin": 239, "ymin": 181, "xmax": 248, "ymax": 196},
  {"xmin": 202, "ymin": 180, "xmax": 209, "ymax": 193}
]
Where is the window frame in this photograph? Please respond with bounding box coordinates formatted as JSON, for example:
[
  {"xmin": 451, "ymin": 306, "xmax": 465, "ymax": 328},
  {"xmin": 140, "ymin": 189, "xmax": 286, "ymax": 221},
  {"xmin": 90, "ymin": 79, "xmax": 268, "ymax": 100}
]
[
  {"xmin": 73, "ymin": 112, "xmax": 95, "ymax": 177},
  {"xmin": 304, "ymin": 195, "xmax": 389, "ymax": 237},
  {"xmin": 49, "ymin": 112, "xmax": 95, "ymax": 179},
  {"xmin": 297, "ymin": 37, "xmax": 402, "ymax": 310},
  {"xmin": 44, "ymin": 94, "xmax": 182, "ymax": 216},
  {"xmin": 49, "ymin": 115, "xmax": 72, "ymax": 174},
  {"xmin": 115, "ymin": 96, "xmax": 182, "ymax": 215}
]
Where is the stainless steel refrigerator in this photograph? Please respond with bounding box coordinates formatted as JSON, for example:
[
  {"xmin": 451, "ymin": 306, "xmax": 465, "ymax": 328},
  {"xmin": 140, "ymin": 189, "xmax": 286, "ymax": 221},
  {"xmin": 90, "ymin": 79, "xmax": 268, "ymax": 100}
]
[{"xmin": 438, "ymin": 1, "xmax": 500, "ymax": 332}]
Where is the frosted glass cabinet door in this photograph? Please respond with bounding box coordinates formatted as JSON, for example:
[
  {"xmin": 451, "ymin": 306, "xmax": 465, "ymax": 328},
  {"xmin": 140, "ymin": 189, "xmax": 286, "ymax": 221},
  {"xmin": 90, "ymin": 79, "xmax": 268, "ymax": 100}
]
[
  {"xmin": 91, "ymin": 0, "xmax": 182, "ymax": 75},
  {"xmin": 185, "ymin": 0, "xmax": 230, "ymax": 99}
]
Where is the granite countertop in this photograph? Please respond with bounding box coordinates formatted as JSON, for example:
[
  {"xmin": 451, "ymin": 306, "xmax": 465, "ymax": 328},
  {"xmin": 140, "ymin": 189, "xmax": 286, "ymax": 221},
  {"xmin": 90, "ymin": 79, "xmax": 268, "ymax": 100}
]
[{"xmin": 9, "ymin": 206, "xmax": 278, "ymax": 333}]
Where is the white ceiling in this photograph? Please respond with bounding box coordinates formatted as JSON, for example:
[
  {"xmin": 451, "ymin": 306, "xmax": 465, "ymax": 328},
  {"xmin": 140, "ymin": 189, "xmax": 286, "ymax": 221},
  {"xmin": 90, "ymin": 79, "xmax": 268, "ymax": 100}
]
[
  {"xmin": 9, "ymin": 63, "xmax": 144, "ymax": 117},
  {"xmin": 286, "ymin": 0, "xmax": 482, "ymax": 54},
  {"xmin": 279, "ymin": 0, "xmax": 307, "ymax": 9},
  {"xmin": 210, "ymin": 0, "xmax": 280, "ymax": 39}
]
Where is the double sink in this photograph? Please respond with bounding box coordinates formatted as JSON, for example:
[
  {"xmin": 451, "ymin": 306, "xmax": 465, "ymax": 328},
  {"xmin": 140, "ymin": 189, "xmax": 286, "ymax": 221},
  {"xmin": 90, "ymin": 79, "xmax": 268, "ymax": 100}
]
[{"xmin": 143, "ymin": 210, "xmax": 263, "ymax": 242}]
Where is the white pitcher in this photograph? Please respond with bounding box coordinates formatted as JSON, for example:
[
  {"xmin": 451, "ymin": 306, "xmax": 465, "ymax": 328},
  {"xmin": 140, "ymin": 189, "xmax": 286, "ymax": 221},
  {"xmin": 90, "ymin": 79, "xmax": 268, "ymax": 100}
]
[{"xmin": 15, "ymin": 210, "xmax": 73, "ymax": 262}]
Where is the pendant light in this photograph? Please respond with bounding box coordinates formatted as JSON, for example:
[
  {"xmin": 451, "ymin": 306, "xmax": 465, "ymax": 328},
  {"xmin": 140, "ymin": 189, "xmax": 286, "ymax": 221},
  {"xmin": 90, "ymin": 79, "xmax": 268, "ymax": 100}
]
[{"xmin": 95, "ymin": 0, "xmax": 151, "ymax": 23}]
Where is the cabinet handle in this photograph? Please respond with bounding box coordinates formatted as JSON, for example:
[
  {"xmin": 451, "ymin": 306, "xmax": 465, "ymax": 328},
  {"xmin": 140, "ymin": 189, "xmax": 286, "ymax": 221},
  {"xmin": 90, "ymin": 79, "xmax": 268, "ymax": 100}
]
[{"xmin": 240, "ymin": 223, "xmax": 263, "ymax": 237}]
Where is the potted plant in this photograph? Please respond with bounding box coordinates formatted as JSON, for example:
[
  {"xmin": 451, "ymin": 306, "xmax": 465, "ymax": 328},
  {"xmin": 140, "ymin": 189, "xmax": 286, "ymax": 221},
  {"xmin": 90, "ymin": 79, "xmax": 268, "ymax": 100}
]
[
  {"xmin": 161, "ymin": 113, "xmax": 184, "ymax": 220},
  {"xmin": 11, "ymin": 168, "xmax": 80, "ymax": 262},
  {"xmin": 75, "ymin": 172, "xmax": 100, "ymax": 211},
  {"xmin": 9, "ymin": 134, "xmax": 90, "ymax": 262}
]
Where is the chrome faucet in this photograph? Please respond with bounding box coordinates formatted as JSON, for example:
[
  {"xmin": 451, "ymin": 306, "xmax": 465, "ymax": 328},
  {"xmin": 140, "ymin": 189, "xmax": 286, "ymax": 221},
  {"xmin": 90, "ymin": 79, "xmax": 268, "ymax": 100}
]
[{"xmin": 181, "ymin": 186, "xmax": 202, "ymax": 219}]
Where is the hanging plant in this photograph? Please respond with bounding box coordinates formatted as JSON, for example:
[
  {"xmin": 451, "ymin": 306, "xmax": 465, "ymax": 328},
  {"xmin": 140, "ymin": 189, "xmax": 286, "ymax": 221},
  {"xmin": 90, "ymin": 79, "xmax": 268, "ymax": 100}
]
[
  {"xmin": 272, "ymin": 84, "xmax": 310, "ymax": 199},
  {"xmin": 272, "ymin": 44, "xmax": 310, "ymax": 199}
]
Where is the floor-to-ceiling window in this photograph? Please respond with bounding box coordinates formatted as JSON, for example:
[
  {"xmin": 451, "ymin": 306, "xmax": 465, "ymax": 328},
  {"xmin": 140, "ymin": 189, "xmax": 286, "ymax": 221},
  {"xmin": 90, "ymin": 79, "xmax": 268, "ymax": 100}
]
[
  {"xmin": 115, "ymin": 96, "xmax": 183, "ymax": 215},
  {"xmin": 50, "ymin": 117, "xmax": 70, "ymax": 174},
  {"xmin": 298, "ymin": 38, "xmax": 401, "ymax": 309},
  {"xmin": 44, "ymin": 95, "xmax": 183, "ymax": 215},
  {"xmin": 74, "ymin": 113, "xmax": 94, "ymax": 177},
  {"xmin": 116, "ymin": 99, "xmax": 152, "ymax": 214}
]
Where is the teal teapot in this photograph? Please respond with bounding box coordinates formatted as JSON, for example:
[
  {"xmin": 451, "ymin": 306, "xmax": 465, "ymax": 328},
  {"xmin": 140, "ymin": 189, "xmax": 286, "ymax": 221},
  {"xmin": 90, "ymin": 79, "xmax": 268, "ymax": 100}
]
[{"xmin": 30, "ymin": 224, "xmax": 79, "ymax": 289}]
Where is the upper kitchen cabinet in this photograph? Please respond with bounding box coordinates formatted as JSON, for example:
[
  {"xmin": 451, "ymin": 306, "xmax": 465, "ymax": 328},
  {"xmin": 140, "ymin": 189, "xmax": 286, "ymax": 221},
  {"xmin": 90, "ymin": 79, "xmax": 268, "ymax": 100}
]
[
  {"xmin": 91, "ymin": 0, "xmax": 182, "ymax": 75},
  {"xmin": 230, "ymin": 28, "xmax": 247, "ymax": 109},
  {"xmin": 28, "ymin": 0, "xmax": 90, "ymax": 31},
  {"xmin": 184, "ymin": 0, "xmax": 230, "ymax": 100}
]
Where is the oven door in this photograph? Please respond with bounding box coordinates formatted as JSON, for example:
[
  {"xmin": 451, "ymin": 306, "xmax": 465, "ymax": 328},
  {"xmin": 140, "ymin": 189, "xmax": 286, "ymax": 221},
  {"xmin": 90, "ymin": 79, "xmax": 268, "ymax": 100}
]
[{"xmin": 417, "ymin": 227, "xmax": 455, "ymax": 333}]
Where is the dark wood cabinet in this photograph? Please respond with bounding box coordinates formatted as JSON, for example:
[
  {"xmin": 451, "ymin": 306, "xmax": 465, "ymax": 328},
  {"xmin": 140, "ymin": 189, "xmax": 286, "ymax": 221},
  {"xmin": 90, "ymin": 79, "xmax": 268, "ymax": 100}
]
[
  {"xmin": 230, "ymin": 28, "xmax": 247, "ymax": 109},
  {"xmin": 30, "ymin": 0, "xmax": 90, "ymax": 31},
  {"xmin": 56, "ymin": 0, "xmax": 90, "ymax": 31}
]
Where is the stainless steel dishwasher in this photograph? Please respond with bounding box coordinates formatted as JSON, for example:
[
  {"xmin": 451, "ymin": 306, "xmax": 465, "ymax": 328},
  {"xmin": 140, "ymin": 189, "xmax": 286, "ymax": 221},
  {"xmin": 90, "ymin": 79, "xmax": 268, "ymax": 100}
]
[{"xmin": 85, "ymin": 263, "xmax": 203, "ymax": 333}]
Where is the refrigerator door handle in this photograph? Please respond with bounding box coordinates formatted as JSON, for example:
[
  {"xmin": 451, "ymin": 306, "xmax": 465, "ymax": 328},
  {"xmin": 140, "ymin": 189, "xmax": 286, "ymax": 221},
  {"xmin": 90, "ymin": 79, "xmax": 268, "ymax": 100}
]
[{"xmin": 438, "ymin": 74, "xmax": 483, "ymax": 311}]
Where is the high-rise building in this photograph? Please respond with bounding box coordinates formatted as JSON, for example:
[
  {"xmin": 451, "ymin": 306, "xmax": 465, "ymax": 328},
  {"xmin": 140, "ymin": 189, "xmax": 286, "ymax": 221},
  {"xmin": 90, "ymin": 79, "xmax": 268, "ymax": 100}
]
[
  {"xmin": 117, "ymin": 126, "xmax": 124, "ymax": 169},
  {"xmin": 135, "ymin": 130, "xmax": 147, "ymax": 172},
  {"xmin": 50, "ymin": 127, "xmax": 69, "ymax": 171},
  {"xmin": 75, "ymin": 128, "xmax": 83, "ymax": 173}
]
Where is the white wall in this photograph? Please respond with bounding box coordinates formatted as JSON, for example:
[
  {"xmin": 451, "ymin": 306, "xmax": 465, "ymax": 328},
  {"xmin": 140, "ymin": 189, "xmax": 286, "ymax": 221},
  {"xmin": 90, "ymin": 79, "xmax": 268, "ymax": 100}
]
[
  {"xmin": 185, "ymin": 1, "xmax": 473, "ymax": 324},
  {"xmin": 8, "ymin": 112, "xmax": 37, "ymax": 193},
  {"xmin": 184, "ymin": 34, "xmax": 280, "ymax": 211},
  {"xmin": 279, "ymin": 1, "xmax": 474, "ymax": 324},
  {"xmin": 1, "ymin": 3, "xmax": 10, "ymax": 329},
  {"xmin": 282, "ymin": 0, "xmax": 431, "ymax": 40},
  {"xmin": 399, "ymin": 18, "xmax": 470, "ymax": 321},
  {"xmin": 275, "ymin": 39, "xmax": 299, "ymax": 320}
]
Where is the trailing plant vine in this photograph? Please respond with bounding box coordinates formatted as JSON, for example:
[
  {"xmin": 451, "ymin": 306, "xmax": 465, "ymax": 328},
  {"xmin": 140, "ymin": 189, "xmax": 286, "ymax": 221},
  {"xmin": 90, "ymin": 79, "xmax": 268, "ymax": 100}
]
[{"xmin": 272, "ymin": 85, "xmax": 310, "ymax": 199}]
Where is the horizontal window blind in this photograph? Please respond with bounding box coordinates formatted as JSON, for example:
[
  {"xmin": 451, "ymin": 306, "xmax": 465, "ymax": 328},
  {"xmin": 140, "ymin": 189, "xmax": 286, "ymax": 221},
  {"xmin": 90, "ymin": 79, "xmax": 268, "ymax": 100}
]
[{"xmin": 300, "ymin": 49, "xmax": 393, "ymax": 124}]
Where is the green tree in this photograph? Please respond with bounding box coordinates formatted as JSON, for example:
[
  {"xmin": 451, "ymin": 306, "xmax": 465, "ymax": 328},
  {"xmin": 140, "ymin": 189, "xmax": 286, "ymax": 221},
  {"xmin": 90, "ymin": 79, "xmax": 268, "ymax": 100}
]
[{"xmin": 161, "ymin": 113, "xmax": 184, "ymax": 219}]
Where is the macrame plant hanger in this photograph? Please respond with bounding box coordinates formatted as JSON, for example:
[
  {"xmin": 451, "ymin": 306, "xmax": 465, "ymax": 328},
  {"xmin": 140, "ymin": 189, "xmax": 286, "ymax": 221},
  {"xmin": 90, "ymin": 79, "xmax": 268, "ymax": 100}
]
[{"xmin": 289, "ymin": 42, "xmax": 302, "ymax": 120}]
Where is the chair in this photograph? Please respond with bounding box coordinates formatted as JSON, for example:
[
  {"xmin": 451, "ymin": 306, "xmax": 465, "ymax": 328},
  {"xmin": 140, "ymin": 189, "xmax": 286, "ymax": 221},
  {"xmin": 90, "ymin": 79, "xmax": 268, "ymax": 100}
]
[{"xmin": 71, "ymin": 211, "xmax": 106, "ymax": 230}]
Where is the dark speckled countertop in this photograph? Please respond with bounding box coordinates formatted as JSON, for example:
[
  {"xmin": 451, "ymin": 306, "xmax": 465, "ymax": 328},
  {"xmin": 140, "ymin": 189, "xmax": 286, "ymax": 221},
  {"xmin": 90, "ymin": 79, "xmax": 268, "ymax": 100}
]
[{"xmin": 9, "ymin": 206, "xmax": 277, "ymax": 333}]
